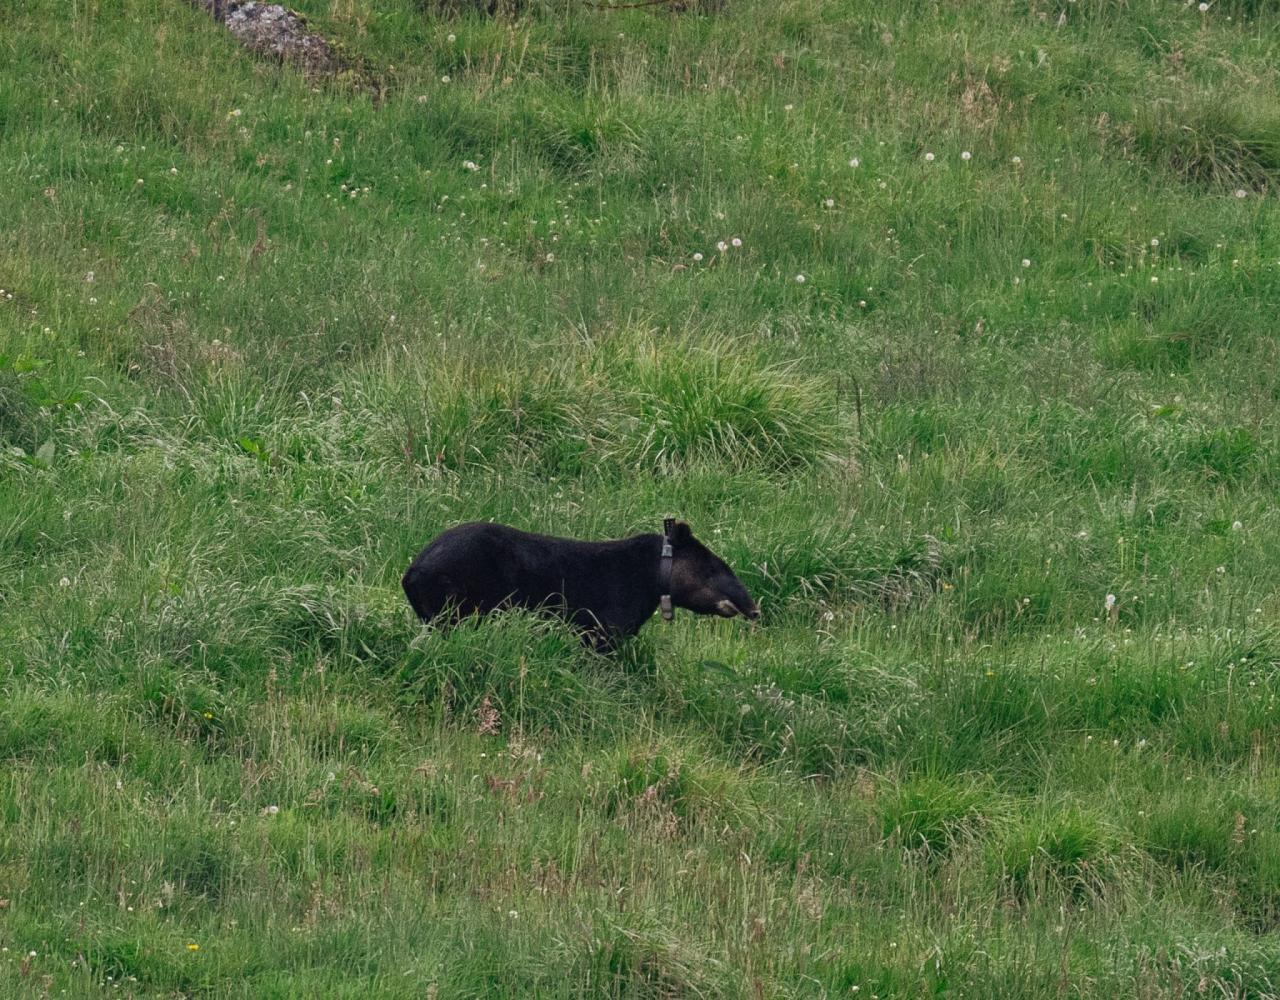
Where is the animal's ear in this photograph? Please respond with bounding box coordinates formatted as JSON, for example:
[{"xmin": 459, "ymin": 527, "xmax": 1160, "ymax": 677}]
[{"xmin": 670, "ymin": 520, "xmax": 693, "ymax": 545}]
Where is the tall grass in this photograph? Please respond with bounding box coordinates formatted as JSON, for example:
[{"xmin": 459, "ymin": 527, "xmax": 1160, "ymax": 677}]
[{"xmin": 4, "ymin": 0, "xmax": 1280, "ymax": 995}]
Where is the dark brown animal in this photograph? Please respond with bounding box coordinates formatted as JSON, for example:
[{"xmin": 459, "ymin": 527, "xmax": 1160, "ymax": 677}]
[{"xmin": 402, "ymin": 520, "xmax": 759, "ymax": 651}]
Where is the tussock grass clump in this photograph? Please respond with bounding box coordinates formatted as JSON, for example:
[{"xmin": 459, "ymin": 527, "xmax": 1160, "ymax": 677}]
[
  {"xmin": 879, "ymin": 775, "xmax": 990, "ymax": 854},
  {"xmin": 993, "ymin": 806, "xmax": 1118, "ymax": 899},
  {"xmin": 1135, "ymin": 96, "xmax": 1280, "ymax": 192},
  {"xmin": 349, "ymin": 338, "xmax": 838, "ymax": 474},
  {"xmin": 608, "ymin": 343, "xmax": 839, "ymax": 472}
]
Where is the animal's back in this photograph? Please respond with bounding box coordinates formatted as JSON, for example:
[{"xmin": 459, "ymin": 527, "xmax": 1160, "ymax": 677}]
[{"xmin": 402, "ymin": 522, "xmax": 566, "ymax": 621}]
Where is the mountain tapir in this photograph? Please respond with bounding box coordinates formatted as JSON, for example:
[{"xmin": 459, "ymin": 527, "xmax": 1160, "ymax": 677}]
[{"xmin": 401, "ymin": 519, "xmax": 759, "ymax": 650}]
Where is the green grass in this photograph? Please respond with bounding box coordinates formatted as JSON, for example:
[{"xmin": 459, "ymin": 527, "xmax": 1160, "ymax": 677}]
[{"xmin": 4, "ymin": 0, "xmax": 1280, "ymax": 995}]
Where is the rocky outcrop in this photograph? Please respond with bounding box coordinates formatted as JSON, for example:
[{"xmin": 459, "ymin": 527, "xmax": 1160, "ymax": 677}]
[{"xmin": 190, "ymin": 1, "xmax": 347, "ymax": 78}]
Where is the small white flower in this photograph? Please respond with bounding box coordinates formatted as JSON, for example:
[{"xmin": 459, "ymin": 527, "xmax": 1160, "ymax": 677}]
[
  {"xmin": 692, "ymin": 252, "xmax": 704, "ymax": 262},
  {"xmin": 169, "ymin": 167, "xmax": 178, "ymax": 175},
  {"xmin": 228, "ymin": 108, "xmax": 242, "ymax": 118},
  {"xmin": 924, "ymin": 152, "xmax": 935, "ymax": 162},
  {"xmin": 858, "ymin": 300, "xmax": 867, "ymax": 308},
  {"xmin": 1012, "ymin": 155, "xmax": 1022, "ymax": 164},
  {"xmin": 1021, "ymin": 258, "xmax": 1032, "ymax": 268},
  {"xmin": 1234, "ymin": 189, "xmax": 1247, "ymax": 198},
  {"xmin": 961, "ymin": 150, "xmax": 972, "ymax": 160},
  {"xmin": 135, "ymin": 178, "xmax": 144, "ymax": 186},
  {"xmin": 783, "ymin": 104, "xmax": 794, "ymax": 112},
  {"xmin": 716, "ymin": 241, "xmax": 728, "ymax": 252},
  {"xmin": 1105, "ymin": 594, "xmax": 1116, "ymax": 610},
  {"xmin": 463, "ymin": 160, "xmax": 479, "ymax": 171},
  {"xmin": 823, "ymin": 198, "xmax": 835, "ymax": 208},
  {"xmin": 507, "ymin": 910, "xmax": 519, "ymax": 919},
  {"xmin": 545, "ymin": 253, "xmax": 554, "ymax": 263},
  {"xmin": 59, "ymin": 577, "xmax": 71, "ymax": 587},
  {"xmin": 441, "ymin": 75, "xmax": 451, "ymax": 84},
  {"xmin": 794, "ymin": 274, "xmax": 806, "ymax": 283},
  {"xmin": 263, "ymin": 805, "xmax": 280, "ymax": 815},
  {"xmin": 1232, "ymin": 520, "xmax": 1243, "ymax": 531},
  {"xmin": 84, "ymin": 271, "xmax": 95, "ymax": 283},
  {"xmin": 88, "ymin": 296, "xmax": 98, "ymax": 304},
  {"xmin": 1150, "ymin": 238, "xmax": 1159, "ymax": 247},
  {"xmin": 1150, "ymin": 275, "xmax": 1159, "ymax": 283},
  {"xmin": 849, "ymin": 157, "xmax": 860, "ymax": 168},
  {"xmin": 1199, "ymin": 2, "xmax": 1209, "ymax": 10},
  {"xmin": 447, "ymin": 33, "xmax": 457, "ymax": 42},
  {"xmin": 731, "ymin": 237, "xmax": 742, "ymax": 247}
]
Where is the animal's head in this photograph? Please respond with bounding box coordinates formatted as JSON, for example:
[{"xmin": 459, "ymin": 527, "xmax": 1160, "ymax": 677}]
[{"xmin": 666, "ymin": 521, "xmax": 760, "ymax": 621}]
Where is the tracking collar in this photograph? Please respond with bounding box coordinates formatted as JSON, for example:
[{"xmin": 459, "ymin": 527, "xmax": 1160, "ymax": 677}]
[{"xmin": 659, "ymin": 516, "xmax": 675, "ymax": 621}]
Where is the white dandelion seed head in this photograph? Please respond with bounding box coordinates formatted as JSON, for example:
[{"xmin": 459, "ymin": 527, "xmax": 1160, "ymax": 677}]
[
  {"xmin": 731, "ymin": 237, "xmax": 742, "ymax": 247},
  {"xmin": 1105, "ymin": 594, "xmax": 1116, "ymax": 610},
  {"xmin": 1022, "ymin": 258, "xmax": 1032, "ymax": 268},
  {"xmin": 1151, "ymin": 275, "xmax": 1159, "ymax": 283},
  {"xmin": 1232, "ymin": 520, "xmax": 1243, "ymax": 531},
  {"xmin": 441, "ymin": 75, "xmax": 451, "ymax": 84},
  {"xmin": 716, "ymin": 241, "xmax": 728, "ymax": 252},
  {"xmin": 1199, "ymin": 2, "xmax": 1209, "ymax": 10},
  {"xmin": 1012, "ymin": 155, "xmax": 1022, "ymax": 164},
  {"xmin": 924, "ymin": 152, "xmax": 935, "ymax": 162},
  {"xmin": 1150, "ymin": 238, "xmax": 1160, "ymax": 247},
  {"xmin": 1234, "ymin": 188, "xmax": 1247, "ymax": 198},
  {"xmin": 692, "ymin": 252, "xmax": 704, "ymax": 261},
  {"xmin": 447, "ymin": 32, "xmax": 457, "ymax": 42},
  {"xmin": 795, "ymin": 274, "xmax": 806, "ymax": 283},
  {"xmin": 417, "ymin": 94, "xmax": 429, "ymax": 103},
  {"xmin": 961, "ymin": 150, "xmax": 972, "ymax": 160},
  {"xmin": 849, "ymin": 157, "xmax": 860, "ymax": 168},
  {"xmin": 824, "ymin": 198, "xmax": 835, "ymax": 208}
]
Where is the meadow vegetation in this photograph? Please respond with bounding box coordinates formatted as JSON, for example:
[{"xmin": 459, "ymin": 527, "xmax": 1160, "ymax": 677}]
[{"xmin": 3, "ymin": 0, "xmax": 1280, "ymax": 995}]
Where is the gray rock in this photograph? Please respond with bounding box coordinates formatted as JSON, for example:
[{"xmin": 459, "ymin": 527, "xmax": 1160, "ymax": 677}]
[{"xmin": 190, "ymin": 1, "xmax": 343, "ymax": 76}]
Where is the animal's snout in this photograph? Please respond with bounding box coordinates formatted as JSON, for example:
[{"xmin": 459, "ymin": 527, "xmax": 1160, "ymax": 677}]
[{"xmin": 744, "ymin": 604, "xmax": 761, "ymax": 621}]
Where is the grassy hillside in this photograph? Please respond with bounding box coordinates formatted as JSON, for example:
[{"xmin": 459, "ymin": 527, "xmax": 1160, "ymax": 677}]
[{"xmin": 4, "ymin": 0, "xmax": 1280, "ymax": 995}]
